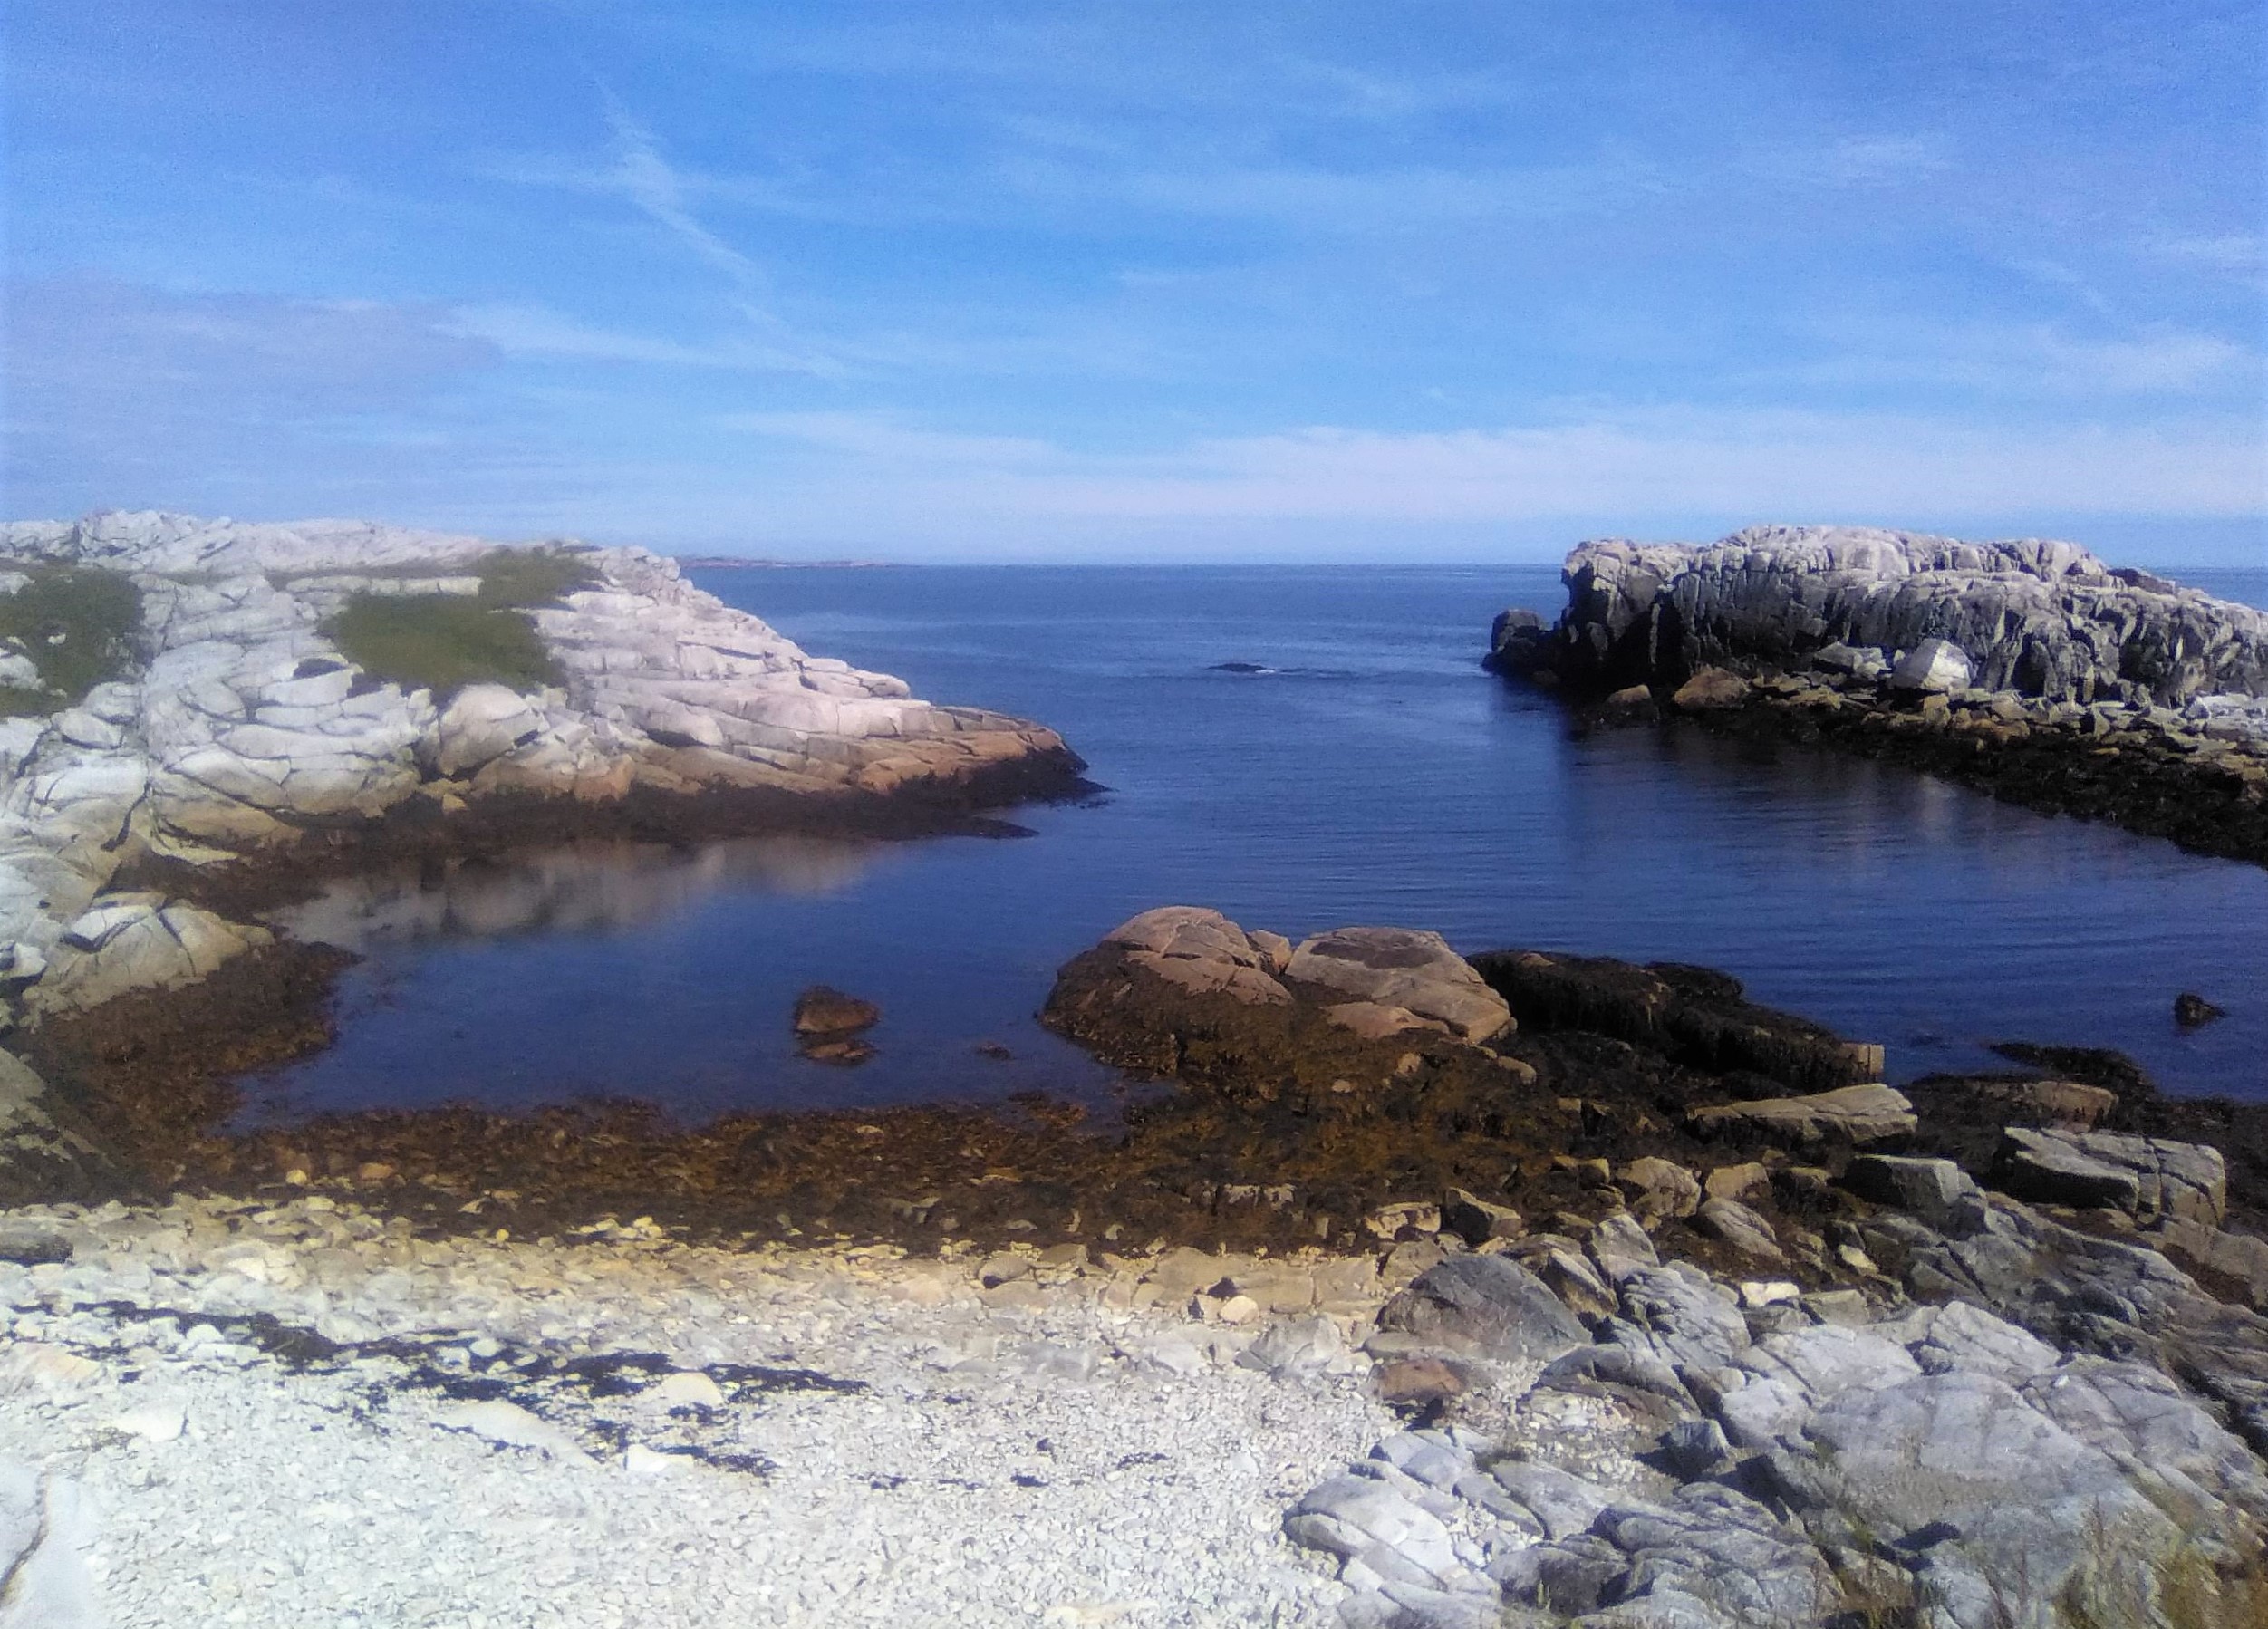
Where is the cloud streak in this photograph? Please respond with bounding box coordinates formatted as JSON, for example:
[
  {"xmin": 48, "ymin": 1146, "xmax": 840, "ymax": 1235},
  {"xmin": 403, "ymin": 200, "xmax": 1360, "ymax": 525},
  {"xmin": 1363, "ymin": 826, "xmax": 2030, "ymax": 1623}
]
[
  {"xmin": 586, "ymin": 92, "xmax": 843, "ymax": 375},
  {"xmin": 724, "ymin": 406, "xmax": 2268, "ymax": 534}
]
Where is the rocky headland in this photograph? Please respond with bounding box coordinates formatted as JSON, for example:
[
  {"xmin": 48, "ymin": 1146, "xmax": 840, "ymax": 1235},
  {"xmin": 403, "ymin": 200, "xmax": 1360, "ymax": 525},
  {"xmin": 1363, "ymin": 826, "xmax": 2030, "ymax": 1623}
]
[
  {"xmin": 1485, "ymin": 525, "xmax": 2268, "ymax": 864},
  {"xmin": 5, "ymin": 905, "xmax": 2266, "ymax": 1627},
  {"xmin": 0, "ymin": 510, "xmax": 1083, "ymax": 1198}
]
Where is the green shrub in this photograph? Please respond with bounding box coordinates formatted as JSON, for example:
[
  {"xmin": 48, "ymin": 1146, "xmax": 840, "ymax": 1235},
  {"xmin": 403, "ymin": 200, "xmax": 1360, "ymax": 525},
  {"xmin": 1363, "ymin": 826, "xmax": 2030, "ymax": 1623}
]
[
  {"xmin": 323, "ymin": 593, "xmax": 562, "ymax": 700},
  {"xmin": 472, "ymin": 547, "xmax": 599, "ymax": 610},
  {"xmin": 0, "ymin": 563, "xmax": 144, "ymax": 706}
]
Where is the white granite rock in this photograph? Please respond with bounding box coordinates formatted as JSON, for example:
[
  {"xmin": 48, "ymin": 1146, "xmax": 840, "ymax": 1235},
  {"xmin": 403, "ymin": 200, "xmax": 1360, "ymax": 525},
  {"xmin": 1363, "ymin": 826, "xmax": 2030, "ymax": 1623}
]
[
  {"xmin": 0, "ymin": 511, "xmax": 1070, "ymax": 1019},
  {"xmin": 1499, "ymin": 525, "xmax": 2268, "ymax": 712}
]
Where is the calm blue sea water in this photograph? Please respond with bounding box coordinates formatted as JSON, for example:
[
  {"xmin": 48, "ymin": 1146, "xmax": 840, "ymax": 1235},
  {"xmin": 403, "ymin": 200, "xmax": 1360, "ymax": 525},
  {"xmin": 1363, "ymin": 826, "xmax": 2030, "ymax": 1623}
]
[{"xmin": 244, "ymin": 564, "xmax": 2268, "ymax": 1119}]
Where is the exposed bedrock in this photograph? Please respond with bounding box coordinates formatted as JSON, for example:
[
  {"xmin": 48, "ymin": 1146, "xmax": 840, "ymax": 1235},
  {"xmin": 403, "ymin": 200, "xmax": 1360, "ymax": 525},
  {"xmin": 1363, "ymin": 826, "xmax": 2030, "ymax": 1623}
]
[
  {"xmin": 0, "ymin": 511, "xmax": 1081, "ymax": 1024},
  {"xmin": 1489, "ymin": 523, "xmax": 2268, "ymax": 710},
  {"xmin": 1041, "ymin": 910, "xmax": 2268, "ymax": 1625}
]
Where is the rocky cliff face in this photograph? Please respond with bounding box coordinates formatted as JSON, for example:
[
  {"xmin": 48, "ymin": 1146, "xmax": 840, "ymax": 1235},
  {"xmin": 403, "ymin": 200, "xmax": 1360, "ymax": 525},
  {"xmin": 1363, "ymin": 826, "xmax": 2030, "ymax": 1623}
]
[
  {"xmin": 1493, "ymin": 523, "xmax": 2268, "ymax": 708},
  {"xmin": 0, "ymin": 511, "xmax": 1075, "ymax": 1021}
]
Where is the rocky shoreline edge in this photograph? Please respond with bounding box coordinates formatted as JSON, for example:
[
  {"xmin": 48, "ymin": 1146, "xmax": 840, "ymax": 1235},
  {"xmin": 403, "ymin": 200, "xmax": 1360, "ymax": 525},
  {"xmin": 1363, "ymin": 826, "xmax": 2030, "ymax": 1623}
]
[
  {"xmin": 5, "ymin": 905, "xmax": 2266, "ymax": 1626},
  {"xmin": 1487, "ymin": 525, "xmax": 2268, "ymax": 866}
]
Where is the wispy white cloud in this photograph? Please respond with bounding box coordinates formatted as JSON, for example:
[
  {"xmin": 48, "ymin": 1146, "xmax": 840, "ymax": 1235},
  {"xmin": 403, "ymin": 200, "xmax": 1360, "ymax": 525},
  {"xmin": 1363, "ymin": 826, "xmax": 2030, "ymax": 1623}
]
[
  {"xmin": 0, "ymin": 277, "xmax": 507, "ymax": 515},
  {"xmin": 574, "ymin": 93, "xmax": 845, "ymax": 374},
  {"xmin": 1766, "ymin": 315, "xmax": 2258, "ymax": 398},
  {"xmin": 449, "ymin": 303, "xmax": 829, "ymax": 374},
  {"xmin": 599, "ymin": 97, "xmax": 769, "ymax": 295},
  {"xmin": 719, "ymin": 405, "xmax": 2267, "ymax": 535}
]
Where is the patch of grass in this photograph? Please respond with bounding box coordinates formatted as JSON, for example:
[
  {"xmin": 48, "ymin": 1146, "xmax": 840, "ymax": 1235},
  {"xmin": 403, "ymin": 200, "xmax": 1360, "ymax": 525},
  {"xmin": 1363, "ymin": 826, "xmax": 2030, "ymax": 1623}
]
[
  {"xmin": 472, "ymin": 547, "xmax": 599, "ymax": 609},
  {"xmin": 0, "ymin": 563, "xmax": 144, "ymax": 707},
  {"xmin": 322, "ymin": 593, "xmax": 562, "ymax": 701}
]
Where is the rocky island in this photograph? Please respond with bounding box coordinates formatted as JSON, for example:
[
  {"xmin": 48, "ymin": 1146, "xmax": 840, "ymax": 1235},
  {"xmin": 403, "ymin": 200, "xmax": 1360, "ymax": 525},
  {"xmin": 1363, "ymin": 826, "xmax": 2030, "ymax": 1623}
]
[{"xmin": 1487, "ymin": 525, "xmax": 2268, "ymax": 864}]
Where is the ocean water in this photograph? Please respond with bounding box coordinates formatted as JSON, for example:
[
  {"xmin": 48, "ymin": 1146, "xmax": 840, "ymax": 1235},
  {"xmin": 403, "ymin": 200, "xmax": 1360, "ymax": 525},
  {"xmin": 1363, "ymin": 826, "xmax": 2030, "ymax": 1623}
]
[{"xmin": 244, "ymin": 564, "xmax": 2268, "ymax": 1120}]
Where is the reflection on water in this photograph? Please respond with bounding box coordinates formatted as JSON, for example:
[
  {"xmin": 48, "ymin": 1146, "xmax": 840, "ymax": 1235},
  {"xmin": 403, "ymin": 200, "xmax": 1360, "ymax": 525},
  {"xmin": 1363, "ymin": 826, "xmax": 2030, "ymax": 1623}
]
[{"xmin": 278, "ymin": 836, "xmax": 886, "ymax": 952}]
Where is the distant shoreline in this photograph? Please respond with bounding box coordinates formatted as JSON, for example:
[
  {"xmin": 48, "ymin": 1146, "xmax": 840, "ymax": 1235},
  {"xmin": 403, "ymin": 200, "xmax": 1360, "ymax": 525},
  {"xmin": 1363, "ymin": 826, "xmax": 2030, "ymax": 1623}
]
[{"xmin": 676, "ymin": 556, "xmax": 893, "ymax": 570}]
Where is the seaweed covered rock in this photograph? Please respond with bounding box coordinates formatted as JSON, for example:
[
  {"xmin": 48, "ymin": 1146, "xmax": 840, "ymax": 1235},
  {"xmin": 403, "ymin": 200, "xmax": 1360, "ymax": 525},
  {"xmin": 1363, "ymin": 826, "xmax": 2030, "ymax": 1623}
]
[
  {"xmin": 0, "ymin": 1048, "xmax": 117, "ymax": 1206},
  {"xmin": 1471, "ymin": 949, "xmax": 1879, "ymax": 1094}
]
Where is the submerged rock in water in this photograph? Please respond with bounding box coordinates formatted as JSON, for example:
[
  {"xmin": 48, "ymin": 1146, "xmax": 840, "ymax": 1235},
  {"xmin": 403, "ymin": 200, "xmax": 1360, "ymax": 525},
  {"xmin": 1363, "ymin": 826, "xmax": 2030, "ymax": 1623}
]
[{"xmin": 2177, "ymin": 990, "xmax": 2228, "ymax": 1027}]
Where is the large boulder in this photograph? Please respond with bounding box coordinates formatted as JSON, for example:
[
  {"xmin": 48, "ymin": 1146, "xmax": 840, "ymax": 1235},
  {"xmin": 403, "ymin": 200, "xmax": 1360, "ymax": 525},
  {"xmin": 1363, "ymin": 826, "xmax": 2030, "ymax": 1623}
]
[
  {"xmin": 1099, "ymin": 906, "xmax": 1292, "ymax": 1006},
  {"xmin": 1766, "ymin": 1367, "xmax": 2258, "ymax": 1629},
  {"xmin": 1374, "ymin": 1255, "xmax": 1587, "ymax": 1365},
  {"xmin": 1995, "ymin": 1128, "xmax": 2226, "ymax": 1229},
  {"xmin": 433, "ymin": 683, "xmax": 544, "ymax": 776},
  {"xmin": 1844, "ymin": 1152, "xmax": 1981, "ymax": 1228},
  {"xmin": 1284, "ymin": 928, "xmax": 1510, "ymax": 1042},
  {"xmin": 1688, "ymin": 1083, "xmax": 1916, "ymax": 1144},
  {"xmin": 1889, "ymin": 636, "xmax": 1974, "ymax": 693}
]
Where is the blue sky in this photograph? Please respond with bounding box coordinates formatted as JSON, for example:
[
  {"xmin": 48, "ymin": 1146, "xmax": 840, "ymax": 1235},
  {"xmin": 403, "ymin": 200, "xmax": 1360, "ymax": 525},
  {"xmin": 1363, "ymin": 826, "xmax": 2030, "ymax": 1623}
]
[{"xmin": 4, "ymin": 2, "xmax": 2263, "ymax": 563}]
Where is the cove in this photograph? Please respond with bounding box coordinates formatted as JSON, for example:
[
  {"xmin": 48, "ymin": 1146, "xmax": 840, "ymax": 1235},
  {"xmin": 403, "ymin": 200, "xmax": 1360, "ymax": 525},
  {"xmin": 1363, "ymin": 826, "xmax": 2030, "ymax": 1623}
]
[{"xmin": 236, "ymin": 564, "xmax": 2268, "ymax": 1123}]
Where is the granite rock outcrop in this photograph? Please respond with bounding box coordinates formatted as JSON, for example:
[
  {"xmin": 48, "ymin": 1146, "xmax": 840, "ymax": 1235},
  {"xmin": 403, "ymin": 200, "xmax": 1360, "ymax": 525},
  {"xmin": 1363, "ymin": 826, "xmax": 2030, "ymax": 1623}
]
[
  {"xmin": 1491, "ymin": 524, "xmax": 2268, "ymax": 712},
  {"xmin": 1287, "ymin": 1159, "xmax": 2268, "ymax": 1629},
  {"xmin": 0, "ymin": 511, "xmax": 1076, "ymax": 1023}
]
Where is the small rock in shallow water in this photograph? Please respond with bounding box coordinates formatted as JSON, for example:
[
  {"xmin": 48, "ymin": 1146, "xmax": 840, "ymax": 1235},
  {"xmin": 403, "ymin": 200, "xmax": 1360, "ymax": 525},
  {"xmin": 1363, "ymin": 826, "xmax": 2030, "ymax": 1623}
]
[
  {"xmin": 792, "ymin": 985, "xmax": 881, "ymax": 1038},
  {"xmin": 2174, "ymin": 990, "xmax": 2226, "ymax": 1027}
]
